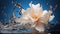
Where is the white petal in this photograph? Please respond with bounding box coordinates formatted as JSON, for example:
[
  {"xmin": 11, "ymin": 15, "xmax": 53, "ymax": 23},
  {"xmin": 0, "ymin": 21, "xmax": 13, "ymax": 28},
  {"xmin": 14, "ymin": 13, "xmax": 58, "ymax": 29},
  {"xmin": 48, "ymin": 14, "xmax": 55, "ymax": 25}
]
[
  {"xmin": 21, "ymin": 9, "xmax": 25, "ymax": 14},
  {"xmin": 49, "ymin": 15, "xmax": 55, "ymax": 22},
  {"xmin": 35, "ymin": 24, "xmax": 45, "ymax": 32},
  {"xmin": 41, "ymin": 10, "xmax": 48, "ymax": 16}
]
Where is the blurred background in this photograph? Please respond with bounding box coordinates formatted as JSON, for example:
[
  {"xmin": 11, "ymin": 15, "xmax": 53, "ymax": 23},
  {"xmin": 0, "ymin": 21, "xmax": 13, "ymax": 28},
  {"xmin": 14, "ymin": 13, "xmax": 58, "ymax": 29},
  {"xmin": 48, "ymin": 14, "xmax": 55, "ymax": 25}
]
[{"xmin": 0, "ymin": 0, "xmax": 60, "ymax": 34}]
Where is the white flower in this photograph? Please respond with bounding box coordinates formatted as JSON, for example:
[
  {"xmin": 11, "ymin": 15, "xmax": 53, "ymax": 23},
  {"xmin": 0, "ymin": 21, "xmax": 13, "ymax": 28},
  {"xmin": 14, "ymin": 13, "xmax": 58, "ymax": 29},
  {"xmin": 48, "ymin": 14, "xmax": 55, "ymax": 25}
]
[{"xmin": 14, "ymin": 1, "xmax": 55, "ymax": 32}]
